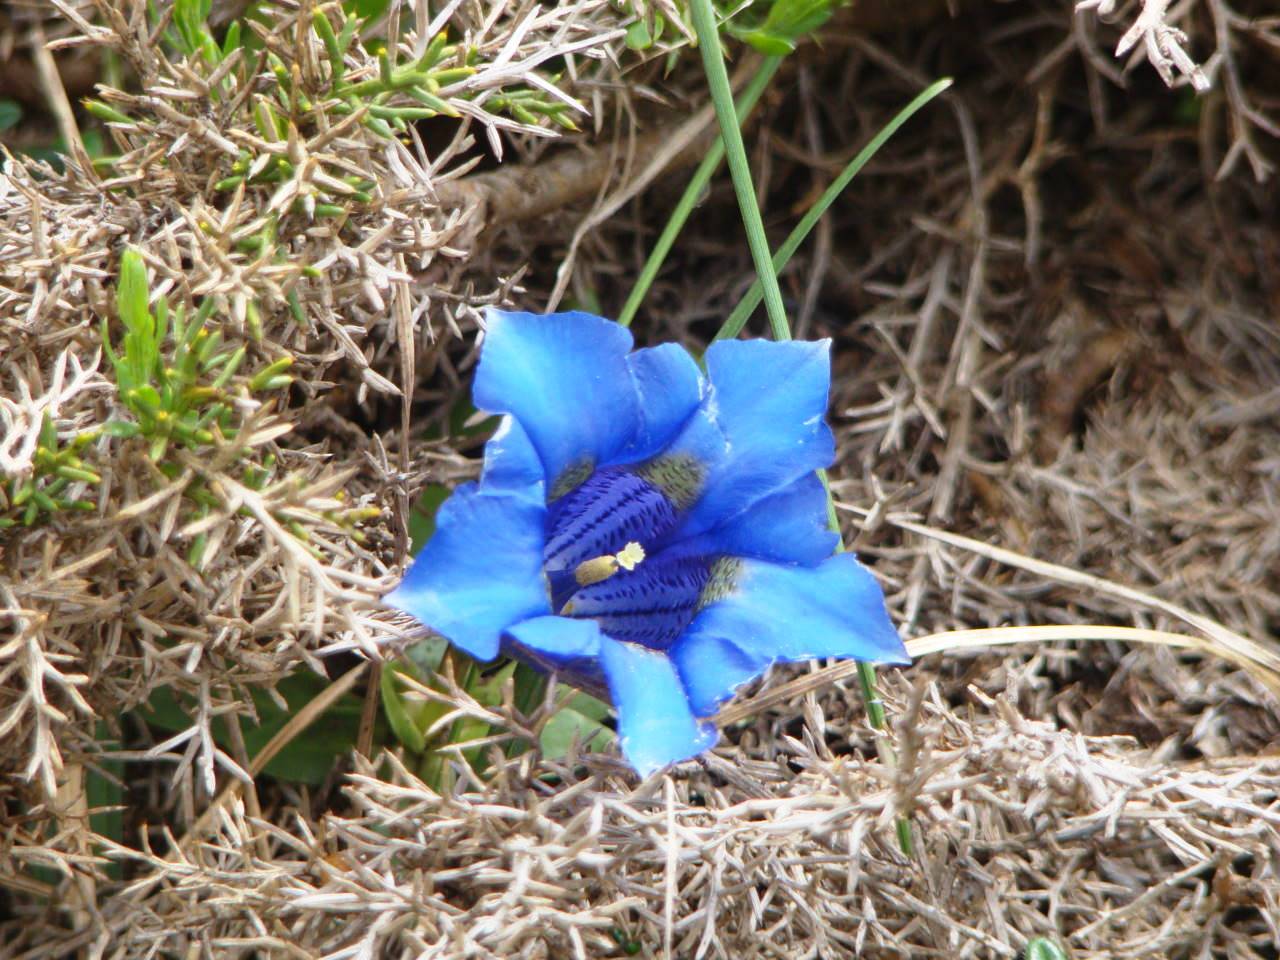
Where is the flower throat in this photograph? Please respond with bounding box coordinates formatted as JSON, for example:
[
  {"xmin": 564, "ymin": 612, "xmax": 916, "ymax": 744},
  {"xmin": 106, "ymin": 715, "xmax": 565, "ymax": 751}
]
[{"xmin": 543, "ymin": 461, "xmax": 710, "ymax": 649}]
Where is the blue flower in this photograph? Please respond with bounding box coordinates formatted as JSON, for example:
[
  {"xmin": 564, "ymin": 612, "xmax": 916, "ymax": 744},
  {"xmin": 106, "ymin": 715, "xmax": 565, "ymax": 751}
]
[{"xmin": 385, "ymin": 310, "xmax": 909, "ymax": 777}]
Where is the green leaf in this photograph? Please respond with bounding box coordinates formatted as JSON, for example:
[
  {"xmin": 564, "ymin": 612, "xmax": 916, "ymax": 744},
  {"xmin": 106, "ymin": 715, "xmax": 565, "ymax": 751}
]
[
  {"xmin": 1026, "ymin": 940, "xmax": 1070, "ymax": 960},
  {"xmin": 87, "ymin": 721, "xmax": 124, "ymax": 880},
  {"xmin": 101, "ymin": 420, "xmax": 141, "ymax": 438},
  {"xmin": 511, "ymin": 661, "xmax": 549, "ymax": 718},
  {"xmin": 724, "ymin": 0, "xmax": 836, "ymax": 53},
  {"xmin": 345, "ymin": 0, "xmax": 391, "ymax": 20},
  {"xmin": 757, "ymin": 0, "xmax": 835, "ymax": 45},
  {"xmin": 406, "ymin": 635, "xmax": 450, "ymax": 677},
  {"xmin": 469, "ymin": 661, "xmax": 517, "ymax": 706},
  {"xmin": 738, "ymin": 30, "xmax": 795, "ymax": 55},
  {"xmin": 38, "ymin": 411, "xmax": 57, "ymax": 450},
  {"xmin": 173, "ymin": 0, "xmax": 213, "ymax": 53},
  {"xmin": 540, "ymin": 691, "xmax": 614, "ymax": 760},
  {"xmin": 127, "ymin": 384, "xmax": 162, "ymax": 413},
  {"xmin": 0, "ymin": 99, "xmax": 23, "ymax": 131},
  {"xmin": 115, "ymin": 249, "xmax": 157, "ymax": 391},
  {"xmin": 140, "ymin": 672, "xmax": 367, "ymax": 785},
  {"xmin": 222, "ymin": 19, "xmax": 242, "ymax": 56},
  {"xmin": 116, "ymin": 249, "xmax": 152, "ymax": 338},
  {"xmin": 625, "ymin": 18, "xmax": 652, "ymax": 50},
  {"xmin": 380, "ymin": 661, "xmax": 427, "ymax": 754},
  {"xmin": 407, "ymin": 483, "xmax": 449, "ymax": 553}
]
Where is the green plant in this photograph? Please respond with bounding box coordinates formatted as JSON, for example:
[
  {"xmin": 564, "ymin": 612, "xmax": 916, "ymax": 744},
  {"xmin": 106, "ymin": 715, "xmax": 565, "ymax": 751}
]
[
  {"xmin": 102, "ymin": 249, "xmax": 291, "ymax": 462},
  {"xmin": 0, "ymin": 414, "xmax": 100, "ymax": 528},
  {"xmin": 381, "ymin": 636, "xmax": 613, "ymax": 792},
  {"xmin": 1026, "ymin": 938, "xmax": 1070, "ymax": 960}
]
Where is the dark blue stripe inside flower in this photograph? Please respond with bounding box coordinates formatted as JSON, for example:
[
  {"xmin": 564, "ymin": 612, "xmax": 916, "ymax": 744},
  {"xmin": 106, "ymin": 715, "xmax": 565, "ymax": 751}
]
[{"xmin": 385, "ymin": 309, "xmax": 910, "ymax": 777}]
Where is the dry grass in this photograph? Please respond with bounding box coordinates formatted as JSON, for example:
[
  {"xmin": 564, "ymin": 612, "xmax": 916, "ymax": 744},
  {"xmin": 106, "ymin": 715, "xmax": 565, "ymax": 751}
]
[{"xmin": 2, "ymin": 0, "xmax": 1279, "ymax": 956}]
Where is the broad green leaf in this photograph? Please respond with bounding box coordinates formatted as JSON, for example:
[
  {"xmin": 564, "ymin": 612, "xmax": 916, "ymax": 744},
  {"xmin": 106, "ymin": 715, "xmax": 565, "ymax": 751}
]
[
  {"xmin": 407, "ymin": 483, "xmax": 449, "ymax": 552},
  {"xmin": 470, "ymin": 661, "xmax": 517, "ymax": 706},
  {"xmin": 625, "ymin": 19, "xmax": 652, "ymax": 50},
  {"xmin": 140, "ymin": 672, "xmax": 367, "ymax": 785},
  {"xmin": 406, "ymin": 634, "xmax": 449, "ymax": 676},
  {"xmin": 540, "ymin": 692, "xmax": 614, "ymax": 760},
  {"xmin": 87, "ymin": 721, "xmax": 124, "ymax": 880},
  {"xmin": 512, "ymin": 661, "xmax": 549, "ymax": 718},
  {"xmin": 380, "ymin": 661, "xmax": 426, "ymax": 753},
  {"xmin": 0, "ymin": 99, "xmax": 22, "ymax": 131}
]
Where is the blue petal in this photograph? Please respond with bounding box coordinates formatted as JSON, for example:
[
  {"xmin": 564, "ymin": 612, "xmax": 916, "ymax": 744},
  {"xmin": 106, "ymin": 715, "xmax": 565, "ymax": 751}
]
[
  {"xmin": 622, "ymin": 343, "xmax": 705, "ymax": 462},
  {"xmin": 671, "ymin": 553, "xmax": 908, "ymax": 717},
  {"xmin": 384, "ymin": 484, "xmax": 549, "ymax": 661},
  {"xmin": 505, "ymin": 616, "xmax": 607, "ymax": 694},
  {"xmin": 473, "ymin": 309, "xmax": 640, "ymax": 486},
  {"xmin": 665, "ymin": 339, "xmax": 836, "ymax": 538},
  {"xmin": 480, "ymin": 415, "xmax": 545, "ymax": 501},
  {"xmin": 600, "ymin": 637, "xmax": 717, "ymax": 777},
  {"xmin": 686, "ymin": 472, "xmax": 838, "ymax": 566}
]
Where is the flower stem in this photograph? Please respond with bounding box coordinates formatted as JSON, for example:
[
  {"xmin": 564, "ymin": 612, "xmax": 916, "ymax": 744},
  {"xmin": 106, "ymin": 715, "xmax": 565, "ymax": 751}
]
[
  {"xmin": 819, "ymin": 466, "xmax": 911, "ymax": 854},
  {"xmin": 684, "ymin": 16, "xmax": 937, "ymax": 849},
  {"xmin": 687, "ymin": 0, "xmax": 790, "ymax": 342},
  {"xmin": 714, "ymin": 78, "xmax": 953, "ymax": 343},
  {"xmin": 618, "ymin": 55, "xmax": 784, "ymax": 329}
]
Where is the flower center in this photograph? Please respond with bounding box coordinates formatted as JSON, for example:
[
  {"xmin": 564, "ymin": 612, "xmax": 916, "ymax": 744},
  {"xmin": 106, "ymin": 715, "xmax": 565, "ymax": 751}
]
[{"xmin": 544, "ymin": 465, "xmax": 710, "ymax": 649}]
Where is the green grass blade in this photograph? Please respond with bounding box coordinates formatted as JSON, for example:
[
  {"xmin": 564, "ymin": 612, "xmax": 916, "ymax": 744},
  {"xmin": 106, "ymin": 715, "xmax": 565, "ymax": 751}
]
[
  {"xmin": 714, "ymin": 77, "xmax": 952, "ymax": 343},
  {"xmin": 618, "ymin": 55, "xmax": 783, "ymax": 328},
  {"xmin": 680, "ymin": 54, "xmax": 947, "ymax": 857},
  {"xmin": 688, "ymin": 0, "xmax": 789, "ymax": 341}
]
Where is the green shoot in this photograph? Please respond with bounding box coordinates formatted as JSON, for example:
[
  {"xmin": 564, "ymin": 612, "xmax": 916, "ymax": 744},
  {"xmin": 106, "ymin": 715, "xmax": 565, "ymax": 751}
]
[
  {"xmin": 619, "ymin": 56, "xmax": 784, "ymax": 328},
  {"xmin": 0, "ymin": 414, "xmax": 100, "ymax": 527},
  {"xmin": 688, "ymin": 0, "xmax": 790, "ymax": 340},
  {"xmin": 715, "ymin": 78, "xmax": 953, "ymax": 341},
  {"xmin": 102, "ymin": 249, "xmax": 292, "ymax": 462}
]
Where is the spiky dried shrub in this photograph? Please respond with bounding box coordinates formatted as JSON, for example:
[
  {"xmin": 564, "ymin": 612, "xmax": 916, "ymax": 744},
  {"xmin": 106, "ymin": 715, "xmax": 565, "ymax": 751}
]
[
  {"xmin": 3, "ymin": 0, "xmax": 1280, "ymax": 955},
  {"xmin": 13, "ymin": 669, "xmax": 1271, "ymax": 958},
  {"xmin": 0, "ymin": 0, "xmax": 651, "ymax": 878}
]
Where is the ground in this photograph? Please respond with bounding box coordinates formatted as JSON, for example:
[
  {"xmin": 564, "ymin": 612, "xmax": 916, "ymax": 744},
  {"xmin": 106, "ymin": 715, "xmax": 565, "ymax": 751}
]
[{"xmin": 0, "ymin": 1, "xmax": 1277, "ymax": 957}]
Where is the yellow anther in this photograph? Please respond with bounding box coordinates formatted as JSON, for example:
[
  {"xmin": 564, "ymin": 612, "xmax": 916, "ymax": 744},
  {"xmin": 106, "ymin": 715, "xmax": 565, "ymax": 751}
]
[
  {"xmin": 573, "ymin": 541, "xmax": 646, "ymax": 587},
  {"xmin": 615, "ymin": 541, "xmax": 645, "ymax": 571}
]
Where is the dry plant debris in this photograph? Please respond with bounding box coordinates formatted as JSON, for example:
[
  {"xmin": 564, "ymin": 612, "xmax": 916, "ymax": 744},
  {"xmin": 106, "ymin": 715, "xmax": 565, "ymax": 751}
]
[{"xmin": 1, "ymin": 0, "xmax": 1279, "ymax": 956}]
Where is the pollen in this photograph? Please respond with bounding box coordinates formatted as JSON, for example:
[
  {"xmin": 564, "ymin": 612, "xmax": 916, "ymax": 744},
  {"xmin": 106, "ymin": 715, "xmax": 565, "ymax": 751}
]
[
  {"xmin": 615, "ymin": 541, "xmax": 645, "ymax": 571},
  {"xmin": 574, "ymin": 541, "xmax": 646, "ymax": 587}
]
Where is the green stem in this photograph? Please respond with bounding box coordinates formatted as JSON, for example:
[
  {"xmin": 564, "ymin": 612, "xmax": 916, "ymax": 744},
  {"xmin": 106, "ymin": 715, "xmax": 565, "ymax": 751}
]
[
  {"xmin": 618, "ymin": 56, "xmax": 784, "ymax": 328},
  {"xmin": 716, "ymin": 78, "xmax": 953, "ymax": 342},
  {"xmin": 688, "ymin": 0, "xmax": 790, "ymax": 341},
  {"xmin": 689, "ymin": 66, "xmax": 951, "ymax": 861}
]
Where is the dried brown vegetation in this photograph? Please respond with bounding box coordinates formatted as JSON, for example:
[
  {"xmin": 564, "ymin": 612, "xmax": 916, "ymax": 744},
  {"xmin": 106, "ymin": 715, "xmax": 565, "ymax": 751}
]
[{"xmin": 2, "ymin": 0, "xmax": 1279, "ymax": 957}]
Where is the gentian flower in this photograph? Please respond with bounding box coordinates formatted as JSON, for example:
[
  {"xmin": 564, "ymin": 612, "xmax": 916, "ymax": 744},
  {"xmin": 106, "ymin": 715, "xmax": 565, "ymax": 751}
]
[{"xmin": 385, "ymin": 310, "xmax": 909, "ymax": 777}]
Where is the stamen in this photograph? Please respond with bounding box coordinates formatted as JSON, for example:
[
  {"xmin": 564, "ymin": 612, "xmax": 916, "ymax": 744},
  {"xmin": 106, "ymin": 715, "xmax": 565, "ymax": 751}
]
[
  {"xmin": 615, "ymin": 541, "xmax": 645, "ymax": 571},
  {"xmin": 573, "ymin": 541, "xmax": 646, "ymax": 587}
]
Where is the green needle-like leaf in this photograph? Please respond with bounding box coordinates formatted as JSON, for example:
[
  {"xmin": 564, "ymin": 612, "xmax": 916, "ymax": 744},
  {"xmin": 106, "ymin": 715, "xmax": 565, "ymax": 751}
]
[
  {"xmin": 619, "ymin": 55, "xmax": 783, "ymax": 328},
  {"xmin": 688, "ymin": 0, "xmax": 790, "ymax": 340},
  {"xmin": 716, "ymin": 78, "xmax": 953, "ymax": 342}
]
